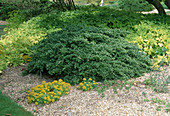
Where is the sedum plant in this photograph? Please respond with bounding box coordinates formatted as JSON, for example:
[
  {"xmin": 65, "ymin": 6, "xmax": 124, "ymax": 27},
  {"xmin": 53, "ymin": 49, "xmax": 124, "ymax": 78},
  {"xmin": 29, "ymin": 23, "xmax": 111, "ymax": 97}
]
[
  {"xmin": 76, "ymin": 78, "xmax": 98, "ymax": 91},
  {"xmin": 130, "ymin": 21, "xmax": 170, "ymax": 69},
  {"xmin": 27, "ymin": 79, "xmax": 71, "ymax": 105}
]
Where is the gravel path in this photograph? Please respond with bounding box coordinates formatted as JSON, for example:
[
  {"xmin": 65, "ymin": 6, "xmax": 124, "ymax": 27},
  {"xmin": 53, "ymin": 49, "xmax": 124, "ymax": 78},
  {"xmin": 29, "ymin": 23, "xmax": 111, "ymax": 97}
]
[{"xmin": 0, "ymin": 65, "xmax": 169, "ymax": 116}]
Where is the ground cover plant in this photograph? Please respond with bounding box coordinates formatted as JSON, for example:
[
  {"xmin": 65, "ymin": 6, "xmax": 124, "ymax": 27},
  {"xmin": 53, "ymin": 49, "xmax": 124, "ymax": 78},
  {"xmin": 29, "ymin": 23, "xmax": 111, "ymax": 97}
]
[
  {"xmin": 0, "ymin": 90, "xmax": 34, "ymax": 116},
  {"xmin": 76, "ymin": 77, "xmax": 136, "ymax": 98},
  {"xmin": 93, "ymin": 79, "xmax": 134, "ymax": 97},
  {"xmin": 0, "ymin": 20, "xmax": 47, "ymax": 73},
  {"xmin": 165, "ymin": 103, "xmax": 170, "ymax": 112},
  {"xmin": 23, "ymin": 25, "xmax": 151, "ymax": 85},
  {"xmin": 142, "ymin": 93, "xmax": 170, "ymax": 112},
  {"xmin": 27, "ymin": 79, "xmax": 71, "ymax": 105},
  {"xmin": 76, "ymin": 78, "xmax": 99, "ymax": 91},
  {"xmin": 143, "ymin": 66, "xmax": 170, "ymax": 93},
  {"xmin": 127, "ymin": 21, "xmax": 170, "ymax": 68}
]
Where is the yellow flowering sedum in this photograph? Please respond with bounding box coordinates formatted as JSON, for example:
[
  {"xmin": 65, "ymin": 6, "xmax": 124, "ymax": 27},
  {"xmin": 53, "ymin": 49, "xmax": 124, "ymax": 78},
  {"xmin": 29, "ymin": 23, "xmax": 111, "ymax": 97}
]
[
  {"xmin": 58, "ymin": 92, "xmax": 61, "ymax": 95},
  {"xmin": 79, "ymin": 82, "xmax": 83, "ymax": 86},
  {"xmin": 83, "ymin": 86, "xmax": 86, "ymax": 90},
  {"xmin": 52, "ymin": 99, "xmax": 55, "ymax": 102},
  {"xmin": 35, "ymin": 102, "xmax": 38, "ymax": 105},
  {"xmin": 27, "ymin": 79, "xmax": 71, "ymax": 105},
  {"xmin": 77, "ymin": 78, "xmax": 98, "ymax": 91},
  {"xmin": 89, "ymin": 78, "xmax": 92, "ymax": 81}
]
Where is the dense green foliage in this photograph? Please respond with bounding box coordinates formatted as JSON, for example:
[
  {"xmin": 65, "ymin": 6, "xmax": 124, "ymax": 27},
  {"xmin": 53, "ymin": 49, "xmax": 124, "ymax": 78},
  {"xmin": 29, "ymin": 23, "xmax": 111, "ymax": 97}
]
[
  {"xmin": 74, "ymin": 0, "xmax": 154, "ymax": 11},
  {"xmin": 161, "ymin": 1, "xmax": 169, "ymax": 9},
  {"xmin": 0, "ymin": 91, "xmax": 34, "ymax": 116},
  {"xmin": 112, "ymin": 0, "xmax": 154, "ymax": 12},
  {"xmin": 0, "ymin": 0, "xmax": 58, "ymax": 21},
  {"xmin": 0, "ymin": 6, "xmax": 169, "ymax": 74},
  {"xmin": 0, "ymin": 2, "xmax": 19, "ymax": 20},
  {"xmin": 23, "ymin": 26, "xmax": 151, "ymax": 84}
]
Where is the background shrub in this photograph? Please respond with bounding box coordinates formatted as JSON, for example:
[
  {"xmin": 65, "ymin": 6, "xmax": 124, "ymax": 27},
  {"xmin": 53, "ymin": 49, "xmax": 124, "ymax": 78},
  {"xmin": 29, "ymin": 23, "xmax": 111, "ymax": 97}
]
[
  {"xmin": 23, "ymin": 26, "xmax": 152, "ymax": 85},
  {"xmin": 112, "ymin": 0, "xmax": 154, "ymax": 12},
  {"xmin": 0, "ymin": 0, "xmax": 58, "ymax": 21},
  {"xmin": 0, "ymin": 3, "xmax": 19, "ymax": 20}
]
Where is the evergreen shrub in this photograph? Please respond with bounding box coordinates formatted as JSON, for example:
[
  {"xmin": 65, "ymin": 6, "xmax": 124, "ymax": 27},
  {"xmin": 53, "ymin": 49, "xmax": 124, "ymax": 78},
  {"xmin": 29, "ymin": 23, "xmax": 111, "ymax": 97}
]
[{"xmin": 23, "ymin": 26, "xmax": 152, "ymax": 85}]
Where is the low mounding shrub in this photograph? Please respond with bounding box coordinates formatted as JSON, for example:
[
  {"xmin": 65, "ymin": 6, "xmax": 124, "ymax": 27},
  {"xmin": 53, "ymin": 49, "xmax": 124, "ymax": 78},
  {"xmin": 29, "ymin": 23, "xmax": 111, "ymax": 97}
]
[{"xmin": 23, "ymin": 26, "xmax": 152, "ymax": 85}]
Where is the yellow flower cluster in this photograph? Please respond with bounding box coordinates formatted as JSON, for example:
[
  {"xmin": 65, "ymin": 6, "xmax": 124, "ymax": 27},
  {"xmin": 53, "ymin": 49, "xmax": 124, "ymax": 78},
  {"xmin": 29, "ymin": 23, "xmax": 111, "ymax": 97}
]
[
  {"xmin": 76, "ymin": 78, "xmax": 98, "ymax": 91},
  {"xmin": 27, "ymin": 79, "xmax": 71, "ymax": 105},
  {"xmin": 153, "ymin": 55, "xmax": 169, "ymax": 70}
]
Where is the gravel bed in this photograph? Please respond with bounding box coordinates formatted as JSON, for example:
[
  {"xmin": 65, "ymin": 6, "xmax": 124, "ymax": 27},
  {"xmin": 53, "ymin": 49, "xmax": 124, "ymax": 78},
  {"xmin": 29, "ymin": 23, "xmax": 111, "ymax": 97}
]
[{"xmin": 0, "ymin": 65, "xmax": 169, "ymax": 116}]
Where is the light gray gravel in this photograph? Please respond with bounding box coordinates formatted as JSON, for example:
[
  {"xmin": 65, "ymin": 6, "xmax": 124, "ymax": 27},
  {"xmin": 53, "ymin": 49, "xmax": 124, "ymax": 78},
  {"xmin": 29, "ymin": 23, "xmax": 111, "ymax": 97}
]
[{"xmin": 0, "ymin": 65, "xmax": 169, "ymax": 116}]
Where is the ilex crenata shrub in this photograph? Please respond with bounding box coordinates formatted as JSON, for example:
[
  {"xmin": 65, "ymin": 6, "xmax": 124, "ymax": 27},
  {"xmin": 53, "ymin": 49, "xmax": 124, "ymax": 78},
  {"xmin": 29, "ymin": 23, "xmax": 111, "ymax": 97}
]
[{"xmin": 23, "ymin": 26, "xmax": 152, "ymax": 85}]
